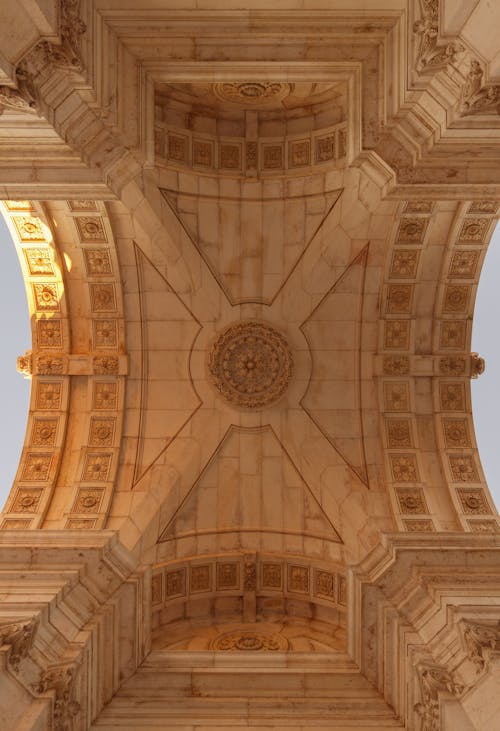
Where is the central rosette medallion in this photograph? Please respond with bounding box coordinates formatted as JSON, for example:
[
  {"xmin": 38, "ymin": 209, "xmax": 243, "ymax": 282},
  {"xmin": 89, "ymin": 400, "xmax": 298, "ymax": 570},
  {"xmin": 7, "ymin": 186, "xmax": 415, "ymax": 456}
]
[{"xmin": 207, "ymin": 320, "xmax": 293, "ymax": 409}]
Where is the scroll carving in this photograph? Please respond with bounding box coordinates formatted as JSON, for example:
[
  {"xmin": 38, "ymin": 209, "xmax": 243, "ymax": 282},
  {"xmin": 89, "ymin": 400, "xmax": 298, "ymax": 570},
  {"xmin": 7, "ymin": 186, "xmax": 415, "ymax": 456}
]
[
  {"xmin": 0, "ymin": 617, "xmax": 38, "ymax": 672},
  {"xmin": 414, "ymin": 663, "xmax": 464, "ymax": 731}
]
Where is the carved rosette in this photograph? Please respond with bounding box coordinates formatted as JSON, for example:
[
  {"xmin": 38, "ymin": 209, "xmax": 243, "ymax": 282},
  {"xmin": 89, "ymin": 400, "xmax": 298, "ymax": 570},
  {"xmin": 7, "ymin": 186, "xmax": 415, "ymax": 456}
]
[
  {"xmin": 211, "ymin": 82, "xmax": 292, "ymax": 107},
  {"xmin": 210, "ymin": 630, "xmax": 289, "ymax": 651},
  {"xmin": 207, "ymin": 321, "xmax": 293, "ymax": 409}
]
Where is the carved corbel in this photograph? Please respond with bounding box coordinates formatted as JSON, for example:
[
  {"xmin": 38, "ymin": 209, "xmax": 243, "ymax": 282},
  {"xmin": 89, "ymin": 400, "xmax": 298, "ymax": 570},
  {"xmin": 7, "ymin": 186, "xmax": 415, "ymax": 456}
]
[
  {"xmin": 462, "ymin": 620, "xmax": 500, "ymax": 673},
  {"xmin": 414, "ymin": 663, "xmax": 464, "ymax": 731},
  {"xmin": 0, "ymin": 616, "xmax": 38, "ymax": 672},
  {"xmin": 471, "ymin": 352, "xmax": 486, "ymax": 378},
  {"xmin": 11, "ymin": 0, "xmax": 86, "ymax": 115},
  {"xmin": 460, "ymin": 60, "xmax": 500, "ymax": 117},
  {"xmin": 34, "ymin": 664, "xmax": 81, "ymax": 731},
  {"xmin": 16, "ymin": 350, "xmax": 33, "ymax": 378},
  {"xmin": 414, "ymin": 0, "xmax": 464, "ymax": 73}
]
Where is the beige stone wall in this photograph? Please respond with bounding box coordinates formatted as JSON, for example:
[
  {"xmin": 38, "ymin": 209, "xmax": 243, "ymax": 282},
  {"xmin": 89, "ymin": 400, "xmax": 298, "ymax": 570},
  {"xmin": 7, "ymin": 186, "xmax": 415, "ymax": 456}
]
[{"xmin": 0, "ymin": 1, "xmax": 499, "ymax": 729}]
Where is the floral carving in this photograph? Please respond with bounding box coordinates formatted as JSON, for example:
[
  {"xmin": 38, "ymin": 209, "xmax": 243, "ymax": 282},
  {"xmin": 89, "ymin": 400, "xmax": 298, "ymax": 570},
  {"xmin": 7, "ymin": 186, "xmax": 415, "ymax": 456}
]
[
  {"xmin": 75, "ymin": 216, "xmax": 107, "ymax": 243},
  {"xmin": 459, "ymin": 217, "xmax": 489, "ymax": 243},
  {"xmin": 34, "ymin": 664, "xmax": 81, "ymax": 731},
  {"xmin": 439, "ymin": 321, "xmax": 466, "ymax": 350},
  {"xmin": 439, "ymin": 383, "xmax": 465, "ymax": 411},
  {"xmin": 386, "ymin": 417, "xmax": 412, "ymax": 447},
  {"xmin": 462, "ymin": 620, "xmax": 500, "ymax": 672},
  {"xmin": 390, "ymin": 250, "xmax": 419, "ymax": 278},
  {"xmin": 88, "ymin": 418, "xmax": 115, "ymax": 446},
  {"xmin": 37, "ymin": 320, "xmax": 63, "ymax": 348},
  {"xmin": 12, "ymin": 488, "xmax": 43, "ymax": 513},
  {"xmin": 386, "ymin": 285, "xmax": 413, "ymax": 314},
  {"xmin": 397, "ymin": 487, "xmax": 427, "ymax": 514},
  {"xmin": 24, "ymin": 248, "xmax": 54, "ymax": 275},
  {"xmin": 73, "ymin": 488, "xmax": 104, "ymax": 513},
  {"xmin": 384, "ymin": 320, "xmax": 410, "ymax": 349},
  {"xmin": 383, "ymin": 382, "xmax": 410, "ymax": 411},
  {"xmin": 212, "ymin": 82, "xmax": 291, "ymax": 106},
  {"xmin": 93, "ymin": 356, "xmax": 119, "ymax": 375},
  {"xmin": 36, "ymin": 356, "xmax": 64, "ymax": 375},
  {"xmin": 468, "ymin": 519, "xmax": 499, "ymax": 533},
  {"xmin": 468, "ymin": 201, "xmax": 498, "ymax": 214},
  {"xmin": 443, "ymin": 286, "xmax": 469, "ymax": 313},
  {"xmin": 383, "ymin": 356, "xmax": 410, "ymax": 375},
  {"xmin": 21, "ymin": 454, "xmax": 52, "ymax": 481},
  {"xmin": 457, "ymin": 488, "xmax": 489, "ymax": 514},
  {"xmin": 208, "ymin": 321, "xmax": 293, "ymax": 409},
  {"xmin": 68, "ymin": 200, "xmax": 98, "ymax": 212},
  {"xmin": 81, "ymin": 454, "xmax": 112, "ymax": 482},
  {"xmin": 31, "ymin": 419, "xmax": 58, "ymax": 446},
  {"xmin": 0, "ymin": 617, "xmax": 38, "ymax": 671},
  {"xmin": 396, "ymin": 217, "xmax": 428, "ymax": 243},
  {"xmin": 404, "ymin": 519, "xmax": 435, "ymax": 532},
  {"xmin": 390, "ymin": 454, "xmax": 419, "ymax": 482},
  {"xmin": 84, "ymin": 249, "xmax": 112, "ymax": 275},
  {"xmin": 93, "ymin": 320, "xmax": 118, "ymax": 348},
  {"xmin": 449, "ymin": 455, "xmax": 479, "ymax": 483},
  {"xmin": 405, "ymin": 201, "xmax": 434, "ymax": 213},
  {"xmin": 36, "ymin": 382, "xmax": 62, "ymax": 410},
  {"xmin": 443, "ymin": 418, "xmax": 470, "ymax": 448},
  {"xmin": 33, "ymin": 283, "xmax": 59, "ymax": 311},
  {"xmin": 211, "ymin": 631, "xmax": 289, "ymax": 651},
  {"xmin": 414, "ymin": 663, "xmax": 464, "ymax": 731},
  {"xmin": 13, "ymin": 216, "xmax": 45, "ymax": 241},
  {"xmin": 449, "ymin": 251, "xmax": 479, "ymax": 278},
  {"xmin": 93, "ymin": 382, "xmax": 118, "ymax": 410},
  {"xmin": 439, "ymin": 357, "xmax": 466, "ymax": 376}
]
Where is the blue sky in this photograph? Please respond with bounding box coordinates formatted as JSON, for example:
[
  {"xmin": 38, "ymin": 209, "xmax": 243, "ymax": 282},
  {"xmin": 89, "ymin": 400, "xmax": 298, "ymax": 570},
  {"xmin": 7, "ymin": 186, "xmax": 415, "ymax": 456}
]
[{"xmin": 0, "ymin": 214, "xmax": 499, "ymax": 513}]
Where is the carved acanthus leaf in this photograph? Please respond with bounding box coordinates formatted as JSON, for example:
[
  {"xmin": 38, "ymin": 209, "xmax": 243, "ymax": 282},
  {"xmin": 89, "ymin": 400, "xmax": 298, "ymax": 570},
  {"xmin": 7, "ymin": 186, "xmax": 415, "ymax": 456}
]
[
  {"xmin": 414, "ymin": 0, "xmax": 464, "ymax": 73},
  {"xmin": 414, "ymin": 663, "xmax": 464, "ymax": 731},
  {"xmin": 34, "ymin": 664, "xmax": 81, "ymax": 731},
  {"xmin": 462, "ymin": 620, "xmax": 500, "ymax": 672},
  {"xmin": 0, "ymin": 616, "xmax": 38, "ymax": 672},
  {"xmin": 460, "ymin": 60, "xmax": 500, "ymax": 117}
]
